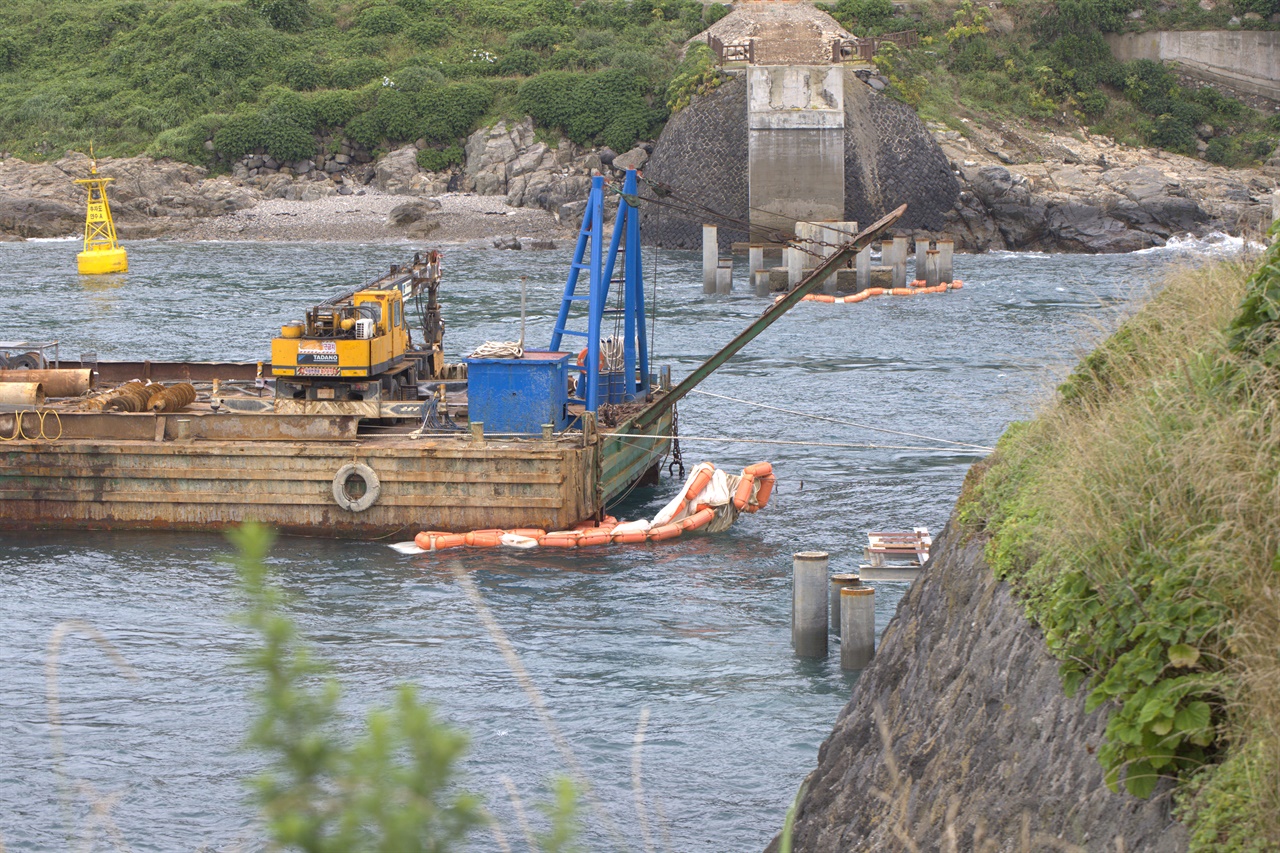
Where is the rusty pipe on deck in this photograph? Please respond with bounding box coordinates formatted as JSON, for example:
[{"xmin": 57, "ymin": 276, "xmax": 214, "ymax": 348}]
[{"xmin": 0, "ymin": 369, "xmax": 94, "ymax": 398}]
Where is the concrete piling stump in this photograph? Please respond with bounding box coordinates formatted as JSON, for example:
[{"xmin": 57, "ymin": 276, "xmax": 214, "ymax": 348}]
[
  {"xmin": 792, "ymin": 551, "xmax": 829, "ymax": 658},
  {"xmin": 840, "ymin": 585, "xmax": 876, "ymax": 670}
]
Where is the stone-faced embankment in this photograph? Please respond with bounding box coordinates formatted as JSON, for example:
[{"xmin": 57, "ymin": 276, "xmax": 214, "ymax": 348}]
[
  {"xmin": 773, "ymin": 521, "xmax": 1188, "ymax": 851},
  {"xmin": 639, "ymin": 69, "xmax": 961, "ymax": 252}
]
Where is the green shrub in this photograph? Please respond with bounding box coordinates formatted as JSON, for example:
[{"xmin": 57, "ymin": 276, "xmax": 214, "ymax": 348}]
[
  {"xmin": 228, "ymin": 524, "xmax": 485, "ymax": 853},
  {"xmin": 0, "ymin": 36, "xmax": 23, "ymax": 70},
  {"xmin": 510, "ymin": 25, "xmax": 571, "ymax": 52},
  {"xmin": 213, "ymin": 110, "xmax": 265, "ymax": 159},
  {"xmin": 392, "ymin": 66, "xmax": 447, "ymax": 93},
  {"xmin": 147, "ymin": 113, "xmax": 224, "ymax": 163},
  {"xmin": 832, "ymin": 0, "xmax": 895, "ymax": 32},
  {"xmin": 306, "ymin": 89, "xmax": 360, "ymax": 126},
  {"xmin": 331, "ymin": 57, "xmax": 385, "ymax": 88},
  {"xmin": 259, "ymin": 113, "xmax": 315, "ymax": 161},
  {"xmin": 517, "ymin": 67, "xmax": 655, "ymax": 148},
  {"xmin": 705, "ymin": 2, "xmax": 730, "ymax": 25},
  {"xmin": 282, "ymin": 57, "xmax": 327, "ymax": 91},
  {"xmin": 416, "ymin": 143, "xmax": 463, "ymax": 171},
  {"xmin": 416, "ymin": 81, "xmax": 493, "ymax": 142},
  {"xmin": 357, "ymin": 4, "xmax": 411, "ymax": 36},
  {"xmin": 246, "ymin": 0, "xmax": 311, "ymax": 32},
  {"xmin": 664, "ymin": 41, "xmax": 720, "ymax": 112},
  {"xmin": 1233, "ymin": 0, "xmax": 1279, "ymax": 15},
  {"xmin": 407, "ymin": 19, "xmax": 451, "ymax": 47},
  {"xmin": 495, "ymin": 49, "xmax": 542, "ymax": 76}
]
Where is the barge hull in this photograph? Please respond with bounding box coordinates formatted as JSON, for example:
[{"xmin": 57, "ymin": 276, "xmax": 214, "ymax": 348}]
[{"xmin": 0, "ymin": 410, "xmax": 671, "ymax": 539}]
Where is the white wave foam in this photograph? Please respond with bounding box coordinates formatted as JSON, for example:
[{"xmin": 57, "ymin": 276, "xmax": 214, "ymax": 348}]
[{"xmin": 1134, "ymin": 231, "xmax": 1264, "ymax": 257}]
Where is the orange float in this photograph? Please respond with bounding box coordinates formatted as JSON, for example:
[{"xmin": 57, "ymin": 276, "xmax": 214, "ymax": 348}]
[
  {"xmin": 647, "ymin": 523, "xmax": 682, "ymax": 542},
  {"xmin": 677, "ymin": 508, "xmax": 716, "ymax": 531},
  {"xmin": 465, "ymin": 529, "xmax": 505, "ymax": 547},
  {"xmin": 685, "ymin": 467, "xmax": 713, "ymax": 499},
  {"xmin": 539, "ymin": 530, "xmax": 580, "ymax": 547},
  {"xmin": 577, "ymin": 529, "xmax": 613, "ymax": 547},
  {"xmin": 405, "ymin": 462, "xmax": 777, "ymax": 553},
  {"xmin": 749, "ymin": 475, "xmax": 775, "ymax": 512},
  {"xmin": 732, "ymin": 472, "xmax": 755, "ymax": 510}
]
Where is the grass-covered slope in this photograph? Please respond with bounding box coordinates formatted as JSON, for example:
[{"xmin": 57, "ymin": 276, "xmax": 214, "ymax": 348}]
[
  {"xmin": 835, "ymin": 0, "xmax": 1280, "ymax": 167},
  {"xmin": 0, "ymin": 0, "xmax": 727, "ymax": 168},
  {"xmin": 1, "ymin": 0, "xmax": 1274, "ymax": 177},
  {"xmin": 957, "ymin": 235, "xmax": 1280, "ymax": 850}
]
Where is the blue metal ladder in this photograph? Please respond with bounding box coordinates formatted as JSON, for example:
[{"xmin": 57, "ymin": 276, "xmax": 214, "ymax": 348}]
[{"xmin": 549, "ymin": 170, "xmax": 650, "ymax": 413}]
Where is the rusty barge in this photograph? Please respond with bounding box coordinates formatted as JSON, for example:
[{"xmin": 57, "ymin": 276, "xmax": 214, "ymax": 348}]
[{"xmin": 0, "ymin": 173, "xmax": 903, "ymax": 539}]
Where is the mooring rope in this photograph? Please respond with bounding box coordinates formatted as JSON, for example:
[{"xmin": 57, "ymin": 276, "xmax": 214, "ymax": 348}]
[
  {"xmin": 600, "ymin": 432, "xmax": 987, "ymax": 454},
  {"xmin": 688, "ymin": 389, "xmax": 996, "ymax": 452},
  {"xmin": 468, "ymin": 341, "xmax": 524, "ymax": 360}
]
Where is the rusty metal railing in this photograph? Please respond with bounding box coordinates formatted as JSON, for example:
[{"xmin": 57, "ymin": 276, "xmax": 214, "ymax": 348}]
[
  {"xmin": 832, "ymin": 30, "xmax": 920, "ymax": 63},
  {"xmin": 707, "ymin": 34, "xmax": 755, "ymax": 64}
]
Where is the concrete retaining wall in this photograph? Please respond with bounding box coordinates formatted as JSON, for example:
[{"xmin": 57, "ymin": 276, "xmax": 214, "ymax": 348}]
[
  {"xmin": 748, "ymin": 66, "xmax": 846, "ymax": 236},
  {"xmin": 1106, "ymin": 30, "xmax": 1280, "ymax": 103}
]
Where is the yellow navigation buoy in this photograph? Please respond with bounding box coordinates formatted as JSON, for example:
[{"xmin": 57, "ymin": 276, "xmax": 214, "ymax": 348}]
[{"xmin": 74, "ymin": 148, "xmax": 127, "ymax": 274}]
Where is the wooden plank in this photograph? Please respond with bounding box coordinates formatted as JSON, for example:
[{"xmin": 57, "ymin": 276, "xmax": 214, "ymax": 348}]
[
  {"xmin": 3, "ymin": 464, "xmax": 566, "ymax": 485},
  {"xmin": 0, "ymin": 488, "xmax": 566, "ymax": 509}
]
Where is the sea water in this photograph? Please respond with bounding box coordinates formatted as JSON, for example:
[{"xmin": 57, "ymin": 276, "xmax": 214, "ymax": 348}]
[{"xmin": 0, "ymin": 236, "xmax": 1243, "ymax": 851}]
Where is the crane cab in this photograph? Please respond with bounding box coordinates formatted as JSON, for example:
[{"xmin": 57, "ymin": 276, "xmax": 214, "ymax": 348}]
[{"xmin": 272, "ymin": 289, "xmax": 412, "ymax": 401}]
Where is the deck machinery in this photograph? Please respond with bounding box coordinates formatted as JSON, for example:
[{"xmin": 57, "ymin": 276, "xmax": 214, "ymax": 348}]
[{"xmin": 271, "ymin": 250, "xmax": 445, "ymax": 405}]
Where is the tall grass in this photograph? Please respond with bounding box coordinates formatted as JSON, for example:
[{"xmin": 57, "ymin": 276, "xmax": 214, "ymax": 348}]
[{"xmin": 958, "ymin": 248, "xmax": 1280, "ymax": 849}]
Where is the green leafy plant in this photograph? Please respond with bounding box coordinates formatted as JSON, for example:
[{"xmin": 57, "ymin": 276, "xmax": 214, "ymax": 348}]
[
  {"xmin": 416, "ymin": 143, "xmax": 463, "ymax": 171},
  {"xmin": 663, "ymin": 42, "xmax": 722, "ymax": 113},
  {"xmin": 229, "ymin": 523, "xmax": 484, "ymax": 852},
  {"xmin": 956, "ymin": 251, "xmax": 1280, "ymax": 843}
]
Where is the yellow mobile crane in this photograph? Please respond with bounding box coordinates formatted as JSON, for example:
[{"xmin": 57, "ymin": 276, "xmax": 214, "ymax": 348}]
[{"xmin": 271, "ymin": 251, "xmax": 445, "ymax": 405}]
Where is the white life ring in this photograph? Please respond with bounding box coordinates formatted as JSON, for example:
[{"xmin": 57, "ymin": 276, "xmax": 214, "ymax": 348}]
[{"xmin": 332, "ymin": 462, "xmax": 381, "ymax": 512}]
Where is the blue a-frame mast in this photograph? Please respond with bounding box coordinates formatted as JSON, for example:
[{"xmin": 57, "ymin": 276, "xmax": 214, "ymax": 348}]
[{"xmin": 549, "ymin": 170, "xmax": 650, "ymax": 413}]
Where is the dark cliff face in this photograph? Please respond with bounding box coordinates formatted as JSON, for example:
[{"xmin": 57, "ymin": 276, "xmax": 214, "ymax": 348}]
[
  {"xmin": 773, "ymin": 522, "xmax": 1188, "ymax": 852},
  {"xmin": 640, "ymin": 70, "xmax": 961, "ymax": 251}
]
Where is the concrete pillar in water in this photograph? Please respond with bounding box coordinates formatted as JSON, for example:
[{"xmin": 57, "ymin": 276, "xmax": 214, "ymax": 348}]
[
  {"xmin": 829, "ymin": 573, "xmax": 862, "ymax": 637},
  {"xmin": 787, "ymin": 243, "xmax": 805, "ymax": 287},
  {"xmin": 753, "ymin": 269, "xmax": 771, "ymax": 298},
  {"xmin": 840, "ymin": 585, "xmax": 876, "ymax": 670},
  {"xmin": 924, "ymin": 249, "xmax": 941, "ymax": 287},
  {"xmin": 702, "ymin": 225, "xmax": 717, "ymax": 294},
  {"xmin": 792, "ymin": 551, "xmax": 829, "ymax": 658},
  {"xmin": 749, "ymin": 245, "xmax": 765, "ymax": 277},
  {"xmin": 937, "ymin": 239, "xmax": 954, "ymax": 284},
  {"xmin": 891, "ymin": 236, "xmax": 909, "ymax": 289},
  {"xmin": 821, "ymin": 222, "xmax": 842, "ymax": 294},
  {"xmin": 912, "ymin": 236, "xmax": 929, "ymax": 282},
  {"xmin": 855, "ymin": 247, "xmax": 870, "ymax": 292},
  {"xmin": 716, "ymin": 257, "xmax": 733, "ymax": 295}
]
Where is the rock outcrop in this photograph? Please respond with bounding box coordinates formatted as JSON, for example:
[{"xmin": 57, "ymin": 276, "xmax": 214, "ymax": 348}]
[
  {"xmin": 935, "ymin": 123, "xmax": 1275, "ymax": 252},
  {"xmin": 458, "ymin": 116, "xmax": 635, "ymax": 222},
  {"xmin": 0, "ymin": 151, "xmax": 255, "ymax": 238},
  {"xmin": 772, "ymin": 521, "xmax": 1188, "ymax": 851}
]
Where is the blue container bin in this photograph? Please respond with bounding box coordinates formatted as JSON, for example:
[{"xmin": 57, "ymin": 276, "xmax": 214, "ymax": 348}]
[
  {"xmin": 464, "ymin": 350, "xmax": 571, "ymax": 434},
  {"xmin": 606, "ymin": 371, "xmax": 625, "ymax": 404}
]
